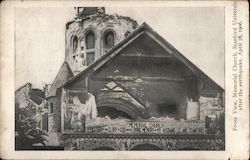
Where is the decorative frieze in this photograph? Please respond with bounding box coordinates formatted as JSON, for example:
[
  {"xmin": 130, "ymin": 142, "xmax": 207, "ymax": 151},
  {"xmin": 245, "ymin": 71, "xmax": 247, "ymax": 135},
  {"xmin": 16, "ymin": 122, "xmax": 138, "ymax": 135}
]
[{"xmin": 62, "ymin": 134, "xmax": 224, "ymax": 150}]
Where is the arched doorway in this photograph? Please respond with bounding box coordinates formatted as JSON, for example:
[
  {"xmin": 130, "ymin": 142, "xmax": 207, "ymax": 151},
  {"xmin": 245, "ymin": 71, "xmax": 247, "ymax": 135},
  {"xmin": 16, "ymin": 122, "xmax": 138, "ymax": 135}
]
[
  {"xmin": 96, "ymin": 95, "xmax": 146, "ymax": 119},
  {"xmin": 97, "ymin": 106, "xmax": 133, "ymax": 119},
  {"xmin": 130, "ymin": 144, "xmax": 163, "ymax": 150}
]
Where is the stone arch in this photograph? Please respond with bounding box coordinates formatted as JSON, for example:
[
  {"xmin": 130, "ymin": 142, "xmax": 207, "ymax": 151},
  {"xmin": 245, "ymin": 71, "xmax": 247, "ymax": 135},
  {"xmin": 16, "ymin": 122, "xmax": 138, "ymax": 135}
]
[
  {"xmin": 78, "ymin": 28, "xmax": 98, "ymax": 41},
  {"xmin": 96, "ymin": 96, "xmax": 146, "ymax": 120},
  {"xmin": 69, "ymin": 35, "xmax": 79, "ymax": 53},
  {"xmin": 78, "ymin": 28, "xmax": 98, "ymax": 51},
  {"xmin": 100, "ymin": 28, "xmax": 117, "ymax": 54},
  {"xmin": 85, "ymin": 30, "xmax": 95, "ymax": 49},
  {"xmin": 97, "ymin": 106, "xmax": 133, "ymax": 119},
  {"xmin": 103, "ymin": 30, "xmax": 115, "ymax": 48},
  {"xmin": 78, "ymin": 28, "xmax": 98, "ymax": 65},
  {"xmin": 82, "ymin": 28, "xmax": 97, "ymax": 46},
  {"xmin": 97, "ymin": 98, "xmax": 141, "ymax": 120},
  {"xmin": 130, "ymin": 143, "xmax": 163, "ymax": 150}
]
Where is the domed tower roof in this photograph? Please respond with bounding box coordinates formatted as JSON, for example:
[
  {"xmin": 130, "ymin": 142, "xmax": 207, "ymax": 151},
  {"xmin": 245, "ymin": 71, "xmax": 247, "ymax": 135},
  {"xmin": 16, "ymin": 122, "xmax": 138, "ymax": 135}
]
[{"xmin": 65, "ymin": 7, "xmax": 138, "ymax": 75}]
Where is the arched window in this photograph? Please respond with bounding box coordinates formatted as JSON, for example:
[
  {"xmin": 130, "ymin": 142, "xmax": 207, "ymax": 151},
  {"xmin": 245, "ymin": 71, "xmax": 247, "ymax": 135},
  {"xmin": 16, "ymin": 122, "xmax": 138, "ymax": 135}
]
[
  {"xmin": 72, "ymin": 36, "xmax": 78, "ymax": 52},
  {"xmin": 85, "ymin": 31, "xmax": 95, "ymax": 49},
  {"xmin": 84, "ymin": 30, "xmax": 96, "ymax": 66},
  {"xmin": 104, "ymin": 31, "xmax": 115, "ymax": 49}
]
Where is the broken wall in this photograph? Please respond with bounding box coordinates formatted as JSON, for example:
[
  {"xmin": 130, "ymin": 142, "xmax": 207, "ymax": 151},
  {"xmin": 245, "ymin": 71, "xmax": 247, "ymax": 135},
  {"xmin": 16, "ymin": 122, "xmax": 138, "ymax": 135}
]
[
  {"xmin": 186, "ymin": 99, "xmax": 199, "ymax": 120},
  {"xmin": 199, "ymin": 95, "xmax": 224, "ymax": 120},
  {"xmin": 61, "ymin": 89, "xmax": 98, "ymax": 133}
]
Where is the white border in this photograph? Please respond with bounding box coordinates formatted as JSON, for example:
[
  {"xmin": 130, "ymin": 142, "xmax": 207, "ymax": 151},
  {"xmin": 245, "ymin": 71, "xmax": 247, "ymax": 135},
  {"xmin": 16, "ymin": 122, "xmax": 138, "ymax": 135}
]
[{"xmin": 0, "ymin": 1, "xmax": 249, "ymax": 159}]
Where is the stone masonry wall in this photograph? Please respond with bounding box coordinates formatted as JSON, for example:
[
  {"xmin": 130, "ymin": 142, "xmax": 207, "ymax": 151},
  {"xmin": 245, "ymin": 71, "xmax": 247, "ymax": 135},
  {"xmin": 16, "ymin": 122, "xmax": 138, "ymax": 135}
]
[{"xmin": 65, "ymin": 12, "xmax": 138, "ymax": 74}]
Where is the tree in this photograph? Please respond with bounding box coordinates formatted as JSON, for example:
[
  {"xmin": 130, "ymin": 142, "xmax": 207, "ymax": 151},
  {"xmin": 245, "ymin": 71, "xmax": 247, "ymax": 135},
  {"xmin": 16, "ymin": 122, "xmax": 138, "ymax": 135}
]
[{"xmin": 15, "ymin": 102, "xmax": 48, "ymax": 150}]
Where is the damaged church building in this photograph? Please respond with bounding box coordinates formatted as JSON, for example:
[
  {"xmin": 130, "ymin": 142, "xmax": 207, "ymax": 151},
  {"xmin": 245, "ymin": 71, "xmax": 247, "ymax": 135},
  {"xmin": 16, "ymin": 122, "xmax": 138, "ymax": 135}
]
[{"xmin": 45, "ymin": 7, "xmax": 225, "ymax": 150}]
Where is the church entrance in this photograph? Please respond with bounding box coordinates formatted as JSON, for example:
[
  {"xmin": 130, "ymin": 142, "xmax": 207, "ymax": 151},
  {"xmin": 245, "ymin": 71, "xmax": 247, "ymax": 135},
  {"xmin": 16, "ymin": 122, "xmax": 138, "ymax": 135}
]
[{"xmin": 97, "ymin": 106, "xmax": 133, "ymax": 119}]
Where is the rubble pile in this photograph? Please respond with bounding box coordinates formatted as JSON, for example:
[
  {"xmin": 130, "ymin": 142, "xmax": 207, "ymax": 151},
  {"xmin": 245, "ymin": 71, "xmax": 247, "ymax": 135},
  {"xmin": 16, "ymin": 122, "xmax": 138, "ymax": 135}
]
[{"xmin": 199, "ymin": 96, "xmax": 223, "ymax": 120}]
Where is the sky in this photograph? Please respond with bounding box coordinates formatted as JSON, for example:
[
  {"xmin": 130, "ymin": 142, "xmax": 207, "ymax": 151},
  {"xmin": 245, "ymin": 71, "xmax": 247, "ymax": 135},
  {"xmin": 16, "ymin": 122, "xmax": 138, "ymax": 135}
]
[{"xmin": 15, "ymin": 7, "xmax": 224, "ymax": 90}]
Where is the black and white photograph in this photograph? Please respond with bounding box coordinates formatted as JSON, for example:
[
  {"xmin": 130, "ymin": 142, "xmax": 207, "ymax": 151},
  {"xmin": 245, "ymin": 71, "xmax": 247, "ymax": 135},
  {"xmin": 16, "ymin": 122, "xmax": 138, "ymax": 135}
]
[
  {"xmin": 13, "ymin": 6, "xmax": 227, "ymax": 151},
  {"xmin": 0, "ymin": 0, "xmax": 249, "ymax": 158},
  {"xmin": 1, "ymin": 0, "xmax": 249, "ymax": 158}
]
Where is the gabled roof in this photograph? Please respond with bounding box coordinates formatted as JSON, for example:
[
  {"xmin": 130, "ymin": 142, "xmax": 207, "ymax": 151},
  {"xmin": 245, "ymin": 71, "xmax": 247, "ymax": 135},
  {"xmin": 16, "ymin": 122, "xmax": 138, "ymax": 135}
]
[
  {"xmin": 15, "ymin": 82, "xmax": 32, "ymax": 93},
  {"xmin": 29, "ymin": 89, "xmax": 46, "ymax": 105},
  {"xmin": 62, "ymin": 23, "xmax": 223, "ymax": 91},
  {"xmin": 47, "ymin": 62, "xmax": 74, "ymax": 98}
]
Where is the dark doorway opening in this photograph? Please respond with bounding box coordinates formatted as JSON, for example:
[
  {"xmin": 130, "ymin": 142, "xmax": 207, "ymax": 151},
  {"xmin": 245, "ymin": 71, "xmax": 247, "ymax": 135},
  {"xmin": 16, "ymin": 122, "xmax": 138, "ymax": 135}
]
[
  {"xmin": 97, "ymin": 106, "xmax": 133, "ymax": 119},
  {"xmin": 157, "ymin": 102, "xmax": 178, "ymax": 118}
]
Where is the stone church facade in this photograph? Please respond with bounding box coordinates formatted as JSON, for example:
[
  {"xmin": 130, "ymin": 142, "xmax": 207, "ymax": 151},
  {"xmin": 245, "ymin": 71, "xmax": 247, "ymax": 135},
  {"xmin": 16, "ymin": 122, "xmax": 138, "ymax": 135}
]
[{"xmin": 45, "ymin": 7, "xmax": 225, "ymax": 150}]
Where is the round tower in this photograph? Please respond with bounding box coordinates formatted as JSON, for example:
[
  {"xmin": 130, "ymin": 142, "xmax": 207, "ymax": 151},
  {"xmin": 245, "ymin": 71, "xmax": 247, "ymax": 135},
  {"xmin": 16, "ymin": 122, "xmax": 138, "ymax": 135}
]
[{"xmin": 65, "ymin": 7, "xmax": 138, "ymax": 74}]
